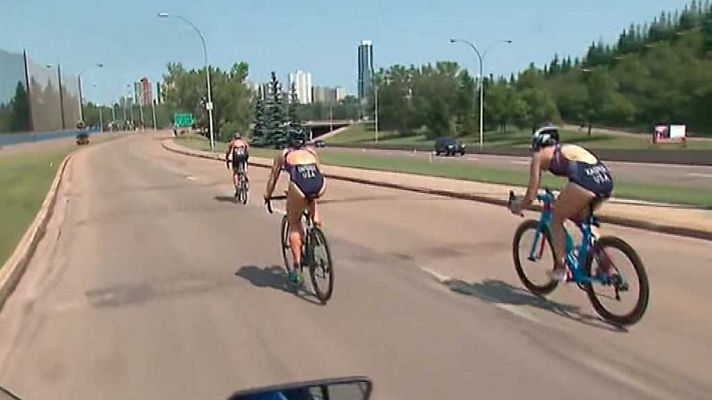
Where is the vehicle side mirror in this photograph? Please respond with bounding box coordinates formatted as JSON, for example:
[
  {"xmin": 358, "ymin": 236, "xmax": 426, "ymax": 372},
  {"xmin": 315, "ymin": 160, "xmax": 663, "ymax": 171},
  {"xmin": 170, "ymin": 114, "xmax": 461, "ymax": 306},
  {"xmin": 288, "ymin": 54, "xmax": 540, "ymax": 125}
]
[{"xmin": 228, "ymin": 377, "xmax": 372, "ymax": 400}]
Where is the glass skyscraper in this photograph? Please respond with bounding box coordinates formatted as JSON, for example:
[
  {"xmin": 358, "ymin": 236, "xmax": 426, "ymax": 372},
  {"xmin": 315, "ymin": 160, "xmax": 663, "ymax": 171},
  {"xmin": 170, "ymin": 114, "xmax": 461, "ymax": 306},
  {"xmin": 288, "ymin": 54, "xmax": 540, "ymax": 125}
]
[{"xmin": 357, "ymin": 40, "xmax": 374, "ymax": 102}]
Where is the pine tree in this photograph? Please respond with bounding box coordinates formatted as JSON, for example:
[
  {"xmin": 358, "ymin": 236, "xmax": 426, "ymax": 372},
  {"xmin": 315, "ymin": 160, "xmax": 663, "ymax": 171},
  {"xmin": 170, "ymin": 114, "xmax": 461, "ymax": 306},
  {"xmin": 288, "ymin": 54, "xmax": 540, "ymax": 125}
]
[
  {"xmin": 263, "ymin": 72, "xmax": 289, "ymax": 148},
  {"xmin": 251, "ymin": 98, "xmax": 268, "ymax": 146},
  {"xmin": 549, "ymin": 54, "xmax": 561, "ymax": 75},
  {"xmin": 287, "ymin": 82, "xmax": 304, "ymax": 130}
]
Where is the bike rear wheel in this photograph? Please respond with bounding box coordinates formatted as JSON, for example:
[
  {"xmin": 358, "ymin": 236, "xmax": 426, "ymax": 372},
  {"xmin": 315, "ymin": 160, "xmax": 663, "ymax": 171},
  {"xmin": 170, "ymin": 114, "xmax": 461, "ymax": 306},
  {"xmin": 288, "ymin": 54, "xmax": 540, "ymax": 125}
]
[
  {"xmin": 512, "ymin": 219, "xmax": 559, "ymax": 295},
  {"xmin": 239, "ymin": 178, "xmax": 249, "ymax": 205},
  {"xmin": 585, "ymin": 236, "xmax": 649, "ymax": 325},
  {"xmin": 307, "ymin": 227, "xmax": 334, "ymax": 303}
]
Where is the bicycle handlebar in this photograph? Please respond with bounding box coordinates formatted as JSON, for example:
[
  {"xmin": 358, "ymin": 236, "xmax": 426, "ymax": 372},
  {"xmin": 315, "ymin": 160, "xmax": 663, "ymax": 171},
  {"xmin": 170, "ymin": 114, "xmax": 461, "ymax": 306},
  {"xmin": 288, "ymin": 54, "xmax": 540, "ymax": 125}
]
[{"xmin": 264, "ymin": 195, "xmax": 287, "ymax": 214}]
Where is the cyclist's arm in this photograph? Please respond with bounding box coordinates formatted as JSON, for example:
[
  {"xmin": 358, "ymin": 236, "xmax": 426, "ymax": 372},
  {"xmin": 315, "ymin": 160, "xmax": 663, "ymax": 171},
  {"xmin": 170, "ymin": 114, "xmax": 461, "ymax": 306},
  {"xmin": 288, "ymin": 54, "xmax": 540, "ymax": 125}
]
[
  {"xmin": 225, "ymin": 142, "xmax": 233, "ymax": 165},
  {"xmin": 520, "ymin": 153, "xmax": 542, "ymax": 209},
  {"xmin": 264, "ymin": 153, "xmax": 285, "ymax": 198}
]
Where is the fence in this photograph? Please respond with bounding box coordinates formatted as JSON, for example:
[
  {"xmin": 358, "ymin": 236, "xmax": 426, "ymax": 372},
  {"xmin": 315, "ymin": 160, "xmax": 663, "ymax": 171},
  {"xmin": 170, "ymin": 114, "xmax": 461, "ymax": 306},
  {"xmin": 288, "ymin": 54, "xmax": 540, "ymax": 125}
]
[{"xmin": 0, "ymin": 48, "xmax": 81, "ymax": 134}]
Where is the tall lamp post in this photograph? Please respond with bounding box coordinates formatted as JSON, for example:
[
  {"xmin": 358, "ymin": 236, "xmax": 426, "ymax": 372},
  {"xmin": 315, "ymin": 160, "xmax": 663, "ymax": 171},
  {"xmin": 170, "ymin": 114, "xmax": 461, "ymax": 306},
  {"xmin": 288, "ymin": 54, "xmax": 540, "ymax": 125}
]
[
  {"xmin": 450, "ymin": 39, "xmax": 512, "ymax": 149},
  {"xmin": 90, "ymin": 84, "xmax": 104, "ymax": 131},
  {"xmin": 159, "ymin": 12, "xmax": 215, "ymax": 149},
  {"xmin": 78, "ymin": 63, "xmax": 104, "ymax": 122}
]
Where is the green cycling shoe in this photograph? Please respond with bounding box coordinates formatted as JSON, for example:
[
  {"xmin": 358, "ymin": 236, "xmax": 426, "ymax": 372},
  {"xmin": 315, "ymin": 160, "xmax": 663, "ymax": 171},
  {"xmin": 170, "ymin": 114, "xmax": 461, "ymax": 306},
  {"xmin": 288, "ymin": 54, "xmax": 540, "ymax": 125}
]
[{"xmin": 287, "ymin": 269, "xmax": 304, "ymax": 285}]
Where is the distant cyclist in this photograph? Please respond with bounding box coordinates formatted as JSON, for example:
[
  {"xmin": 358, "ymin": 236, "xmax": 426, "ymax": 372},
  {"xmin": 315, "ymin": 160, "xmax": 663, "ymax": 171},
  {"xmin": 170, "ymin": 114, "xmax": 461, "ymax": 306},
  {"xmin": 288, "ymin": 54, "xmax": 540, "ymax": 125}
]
[
  {"xmin": 225, "ymin": 132, "xmax": 250, "ymax": 196},
  {"xmin": 264, "ymin": 129, "xmax": 326, "ymax": 284},
  {"xmin": 509, "ymin": 126, "xmax": 614, "ymax": 281}
]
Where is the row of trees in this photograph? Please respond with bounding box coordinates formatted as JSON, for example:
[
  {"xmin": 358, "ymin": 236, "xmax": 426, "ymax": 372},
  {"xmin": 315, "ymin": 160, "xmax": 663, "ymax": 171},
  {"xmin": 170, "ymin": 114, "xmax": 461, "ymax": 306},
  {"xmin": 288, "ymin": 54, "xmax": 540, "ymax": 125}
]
[
  {"xmin": 372, "ymin": 0, "xmax": 712, "ymax": 137},
  {"xmin": 161, "ymin": 62, "xmax": 253, "ymax": 142},
  {"xmin": 369, "ymin": 62, "xmax": 560, "ymax": 138}
]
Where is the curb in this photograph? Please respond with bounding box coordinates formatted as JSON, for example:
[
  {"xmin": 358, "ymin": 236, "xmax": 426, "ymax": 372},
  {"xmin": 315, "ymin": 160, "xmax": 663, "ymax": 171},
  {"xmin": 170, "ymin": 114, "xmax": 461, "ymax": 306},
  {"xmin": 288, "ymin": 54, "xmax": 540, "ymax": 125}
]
[
  {"xmin": 0, "ymin": 153, "xmax": 73, "ymax": 309},
  {"xmin": 162, "ymin": 139, "xmax": 712, "ymax": 242}
]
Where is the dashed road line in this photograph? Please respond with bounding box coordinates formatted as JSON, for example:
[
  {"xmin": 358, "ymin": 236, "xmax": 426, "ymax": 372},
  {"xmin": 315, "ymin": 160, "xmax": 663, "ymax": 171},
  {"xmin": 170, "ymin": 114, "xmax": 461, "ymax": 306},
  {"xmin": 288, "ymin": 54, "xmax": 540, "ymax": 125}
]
[{"xmin": 418, "ymin": 266, "xmax": 542, "ymax": 325}]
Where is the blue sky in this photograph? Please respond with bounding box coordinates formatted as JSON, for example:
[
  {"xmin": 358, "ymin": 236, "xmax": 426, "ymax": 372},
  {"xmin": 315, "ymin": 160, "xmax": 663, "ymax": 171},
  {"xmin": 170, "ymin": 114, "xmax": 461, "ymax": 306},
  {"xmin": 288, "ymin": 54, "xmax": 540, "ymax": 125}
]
[{"xmin": 0, "ymin": 0, "xmax": 692, "ymax": 104}]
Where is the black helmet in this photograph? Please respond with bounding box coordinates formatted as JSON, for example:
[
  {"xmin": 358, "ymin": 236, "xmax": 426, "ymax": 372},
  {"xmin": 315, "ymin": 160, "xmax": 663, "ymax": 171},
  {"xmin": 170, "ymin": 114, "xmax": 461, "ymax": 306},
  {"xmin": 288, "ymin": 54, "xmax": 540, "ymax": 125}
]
[
  {"xmin": 287, "ymin": 129, "xmax": 307, "ymax": 148},
  {"xmin": 531, "ymin": 126, "xmax": 560, "ymax": 151},
  {"xmin": 233, "ymin": 131, "xmax": 242, "ymax": 139}
]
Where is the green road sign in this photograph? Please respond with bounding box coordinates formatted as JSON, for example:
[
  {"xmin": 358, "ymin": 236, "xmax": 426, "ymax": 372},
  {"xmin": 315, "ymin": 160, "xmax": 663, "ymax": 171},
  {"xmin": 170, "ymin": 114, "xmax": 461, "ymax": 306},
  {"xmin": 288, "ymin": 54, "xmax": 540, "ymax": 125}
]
[{"xmin": 174, "ymin": 113, "xmax": 194, "ymax": 128}]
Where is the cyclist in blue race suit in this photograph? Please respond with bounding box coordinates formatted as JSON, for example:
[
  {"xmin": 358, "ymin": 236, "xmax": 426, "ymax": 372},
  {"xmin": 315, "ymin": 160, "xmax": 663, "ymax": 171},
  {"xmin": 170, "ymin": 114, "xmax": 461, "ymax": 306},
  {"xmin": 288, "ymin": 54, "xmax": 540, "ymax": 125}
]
[
  {"xmin": 509, "ymin": 126, "xmax": 614, "ymax": 281},
  {"xmin": 264, "ymin": 129, "xmax": 326, "ymax": 284}
]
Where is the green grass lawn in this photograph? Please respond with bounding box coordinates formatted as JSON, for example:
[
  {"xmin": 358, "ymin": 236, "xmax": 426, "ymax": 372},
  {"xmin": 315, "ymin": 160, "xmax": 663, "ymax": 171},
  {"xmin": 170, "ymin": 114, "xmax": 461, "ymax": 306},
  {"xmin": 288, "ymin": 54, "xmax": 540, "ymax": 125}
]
[
  {"xmin": 0, "ymin": 147, "xmax": 72, "ymax": 266},
  {"xmin": 175, "ymin": 135, "xmax": 712, "ymax": 207},
  {"xmin": 329, "ymin": 124, "xmax": 712, "ymax": 150},
  {"xmin": 0, "ymin": 133, "xmax": 124, "ymax": 267}
]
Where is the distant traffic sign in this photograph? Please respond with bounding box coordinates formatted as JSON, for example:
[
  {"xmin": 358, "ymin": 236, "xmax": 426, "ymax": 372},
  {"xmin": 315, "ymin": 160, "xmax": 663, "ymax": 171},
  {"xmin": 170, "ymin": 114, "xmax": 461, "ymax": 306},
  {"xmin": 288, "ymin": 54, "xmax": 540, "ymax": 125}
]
[{"xmin": 174, "ymin": 113, "xmax": 194, "ymax": 128}]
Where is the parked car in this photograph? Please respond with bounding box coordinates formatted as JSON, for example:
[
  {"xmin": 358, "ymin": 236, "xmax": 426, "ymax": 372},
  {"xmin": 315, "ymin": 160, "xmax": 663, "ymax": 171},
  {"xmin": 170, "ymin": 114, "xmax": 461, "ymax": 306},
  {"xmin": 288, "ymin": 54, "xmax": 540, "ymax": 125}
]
[{"xmin": 434, "ymin": 137, "xmax": 465, "ymax": 156}]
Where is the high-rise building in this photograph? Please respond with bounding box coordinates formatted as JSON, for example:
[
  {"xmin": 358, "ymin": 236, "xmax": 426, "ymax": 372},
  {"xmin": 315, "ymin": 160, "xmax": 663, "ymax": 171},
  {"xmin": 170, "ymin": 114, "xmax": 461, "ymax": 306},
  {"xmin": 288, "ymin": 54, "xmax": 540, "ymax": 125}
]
[
  {"xmin": 134, "ymin": 77, "xmax": 152, "ymax": 106},
  {"xmin": 312, "ymin": 86, "xmax": 337, "ymax": 104},
  {"xmin": 357, "ymin": 40, "xmax": 374, "ymax": 102},
  {"xmin": 156, "ymin": 81, "xmax": 163, "ymax": 104},
  {"xmin": 335, "ymin": 86, "xmax": 347, "ymax": 102},
  {"xmin": 288, "ymin": 70, "xmax": 312, "ymax": 104}
]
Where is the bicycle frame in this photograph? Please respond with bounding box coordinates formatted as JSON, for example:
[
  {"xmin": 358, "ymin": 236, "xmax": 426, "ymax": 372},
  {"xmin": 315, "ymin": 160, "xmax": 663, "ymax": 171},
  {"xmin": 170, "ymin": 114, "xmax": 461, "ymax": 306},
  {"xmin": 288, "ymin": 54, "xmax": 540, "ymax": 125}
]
[{"xmin": 528, "ymin": 191, "xmax": 601, "ymax": 284}]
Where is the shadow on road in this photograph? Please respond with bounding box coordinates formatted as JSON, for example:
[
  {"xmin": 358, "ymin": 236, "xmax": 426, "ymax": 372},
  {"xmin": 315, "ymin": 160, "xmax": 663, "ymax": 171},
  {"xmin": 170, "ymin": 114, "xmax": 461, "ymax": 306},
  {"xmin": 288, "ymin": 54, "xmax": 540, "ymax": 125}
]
[
  {"xmin": 214, "ymin": 195, "xmax": 237, "ymax": 204},
  {"xmin": 235, "ymin": 265, "xmax": 322, "ymax": 306},
  {"xmin": 85, "ymin": 276, "xmax": 226, "ymax": 308},
  {"xmin": 445, "ymin": 278, "xmax": 627, "ymax": 333}
]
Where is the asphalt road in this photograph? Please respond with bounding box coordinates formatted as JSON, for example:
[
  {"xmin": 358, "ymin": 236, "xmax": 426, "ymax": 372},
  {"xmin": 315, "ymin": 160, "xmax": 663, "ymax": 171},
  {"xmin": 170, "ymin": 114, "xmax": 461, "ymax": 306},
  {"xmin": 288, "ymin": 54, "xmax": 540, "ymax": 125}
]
[
  {"xmin": 0, "ymin": 134, "xmax": 710, "ymax": 399},
  {"xmin": 326, "ymin": 146, "xmax": 712, "ymax": 189}
]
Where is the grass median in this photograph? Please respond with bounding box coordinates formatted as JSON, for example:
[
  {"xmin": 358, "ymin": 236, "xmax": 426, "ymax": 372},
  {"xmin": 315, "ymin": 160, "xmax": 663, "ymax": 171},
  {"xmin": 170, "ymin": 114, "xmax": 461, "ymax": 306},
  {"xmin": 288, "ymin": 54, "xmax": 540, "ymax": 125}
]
[
  {"xmin": 175, "ymin": 135, "xmax": 712, "ymax": 208},
  {"xmin": 0, "ymin": 132, "xmax": 124, "ymax": 267},
  {"xmin": 330, "ymin": 124, "xmax": 712, "ymax": 150}
]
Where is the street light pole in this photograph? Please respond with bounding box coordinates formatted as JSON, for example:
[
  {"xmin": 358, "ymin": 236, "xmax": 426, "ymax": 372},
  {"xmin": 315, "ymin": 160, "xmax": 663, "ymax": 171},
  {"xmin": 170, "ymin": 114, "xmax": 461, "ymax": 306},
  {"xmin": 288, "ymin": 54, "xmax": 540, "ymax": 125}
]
[
  {"xmin": 159, "ymin": 13, "xmax": 215, "ymax": 149},
  {"xmin": 78, "ymin": 63, "xmax": 104, "ymax": 122},
  {"xmin": 450, "ymin": 39, "xmax": 512, "ymax": 149}
]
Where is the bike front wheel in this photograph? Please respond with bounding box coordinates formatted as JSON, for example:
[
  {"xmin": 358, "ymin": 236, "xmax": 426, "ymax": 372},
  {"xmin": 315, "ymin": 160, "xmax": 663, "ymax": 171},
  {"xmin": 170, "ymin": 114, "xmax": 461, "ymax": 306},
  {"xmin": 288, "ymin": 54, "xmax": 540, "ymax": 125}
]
[
  {"xmin": 280, "ymin": 216, "xmax": 291, "ymax": 274},
  {"xmin": 307, "ymin": 227, "xmax": 334, "ymax": 303},
  {"xmin": 512, "ymin": 219, "xmax": 559, "ymax": 295},
  {"xmin": 585, "ymin": 236, "xmax": 649, "ymax": 326}
]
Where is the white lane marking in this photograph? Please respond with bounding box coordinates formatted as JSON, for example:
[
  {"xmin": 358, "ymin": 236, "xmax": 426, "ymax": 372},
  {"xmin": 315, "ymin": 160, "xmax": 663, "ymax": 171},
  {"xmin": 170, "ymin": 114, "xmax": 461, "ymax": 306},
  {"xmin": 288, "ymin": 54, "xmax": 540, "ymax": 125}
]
[
  {"xmin": 509, "ymin": 160, "xmax": 529, "ymax": 165},
  {"xmin": 575, "ymin": 352, "xmax": 671, "ymax": 400},
  {"xmin": 419, "ymin": 266, "xmax": 450, "ymax": 283},
  {"xmin": 418, "ymin": 267, "xmax": 542, "ymax": 324},
  {"xmin": 185, "ymin": 175, "xmax": 196, "ymax": 181},
  {"xmin": 688, "ymin": 172, "xmax": 712, "ymax": 178}
]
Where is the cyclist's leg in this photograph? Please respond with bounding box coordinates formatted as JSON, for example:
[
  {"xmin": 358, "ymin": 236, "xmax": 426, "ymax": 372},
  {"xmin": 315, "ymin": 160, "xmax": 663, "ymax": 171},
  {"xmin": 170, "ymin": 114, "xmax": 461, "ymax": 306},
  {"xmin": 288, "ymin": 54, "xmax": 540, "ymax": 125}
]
[
  {"xmin": 286, "ymin": 182, "xmax": 309, "ymax": 269},
  {"xmin": 231, "ymin": 161, "xmax": 240, "ymax": 188},
  {"xmin": 552, "ymin": 182, "xmax": 595, "ymax": 271},
  {"xmin": 307, "ymin": 181, "xmax": 327, "ymax": 226}
]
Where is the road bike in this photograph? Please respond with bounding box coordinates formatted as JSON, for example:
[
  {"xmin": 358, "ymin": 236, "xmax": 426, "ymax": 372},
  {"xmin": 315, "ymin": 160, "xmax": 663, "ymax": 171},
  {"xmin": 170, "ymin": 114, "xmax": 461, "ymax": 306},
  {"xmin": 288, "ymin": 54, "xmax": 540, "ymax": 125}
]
[
  {"xmin": 234, "ymin": 165, "xmax": 249, "ymax": 205},
  {"xmin": 509, "ymin": 188, "xmax": 649, "ymax": 325},
  {"xmin": 266, "ymin": 195, "xmax": 334, "ymax": 303}
]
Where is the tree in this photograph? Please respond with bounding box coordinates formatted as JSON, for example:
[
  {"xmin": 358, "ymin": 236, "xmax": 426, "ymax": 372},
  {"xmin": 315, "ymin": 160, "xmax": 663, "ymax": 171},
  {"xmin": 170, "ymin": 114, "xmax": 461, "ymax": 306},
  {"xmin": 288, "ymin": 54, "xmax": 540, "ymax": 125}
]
[
  {"xmin": 261, "ymin": 72, "xmax": 288, "ymax": 147},
  {"xmin": 287, "ymin": 82, "xmax": 304, "ymax": 130},
  {"xmin": 251, "ymin": 98, "xmax": 268, "ymax": 146},
  {"xmin": 8, "ymin": 82, "xmax": 30, "ymax": 132}
]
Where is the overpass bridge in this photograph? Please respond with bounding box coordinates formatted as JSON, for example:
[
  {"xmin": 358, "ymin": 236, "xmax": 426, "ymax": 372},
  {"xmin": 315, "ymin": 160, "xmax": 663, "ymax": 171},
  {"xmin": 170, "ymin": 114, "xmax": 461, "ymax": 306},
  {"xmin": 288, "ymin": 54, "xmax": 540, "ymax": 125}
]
[{"xmin": 304, "ymin": 119, "xmax": 354, "ymax": 138}]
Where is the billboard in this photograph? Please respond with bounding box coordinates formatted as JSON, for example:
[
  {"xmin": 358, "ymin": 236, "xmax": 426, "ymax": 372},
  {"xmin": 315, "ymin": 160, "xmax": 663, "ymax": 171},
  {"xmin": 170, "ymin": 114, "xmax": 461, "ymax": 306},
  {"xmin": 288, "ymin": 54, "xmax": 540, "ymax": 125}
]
[
  {"xmin": 0, "ymin": 49, "xmax": 30, "ymax": 133},
  {"xmin": 653, "ymin": 124, "xmax": 686, "ymax": 144}
]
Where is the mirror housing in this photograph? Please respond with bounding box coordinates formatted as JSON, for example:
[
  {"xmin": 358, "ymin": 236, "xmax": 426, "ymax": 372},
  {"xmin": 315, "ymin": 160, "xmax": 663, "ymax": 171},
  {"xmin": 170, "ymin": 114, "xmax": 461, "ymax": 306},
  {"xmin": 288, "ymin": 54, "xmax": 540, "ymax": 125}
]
[{"xmin": 228, "ymin": 376, "xmax": 372, "ymax": 400}]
